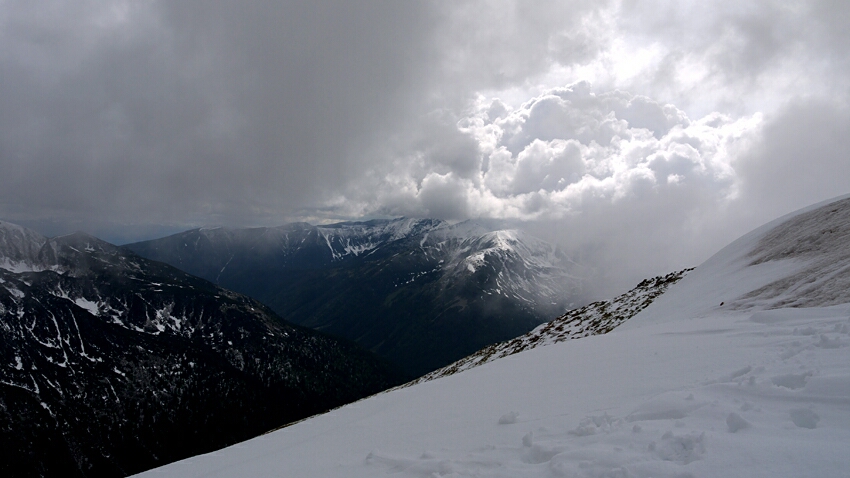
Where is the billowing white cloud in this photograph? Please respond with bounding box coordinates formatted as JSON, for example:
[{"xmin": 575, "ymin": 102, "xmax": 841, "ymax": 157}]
[{"xmin": 354, "ymin": 82, "xmax": 760, "ymax": 222}]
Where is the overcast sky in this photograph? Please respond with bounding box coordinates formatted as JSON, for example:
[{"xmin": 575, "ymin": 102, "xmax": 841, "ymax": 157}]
[{"xmin": 2, "ymin": 0, "xmax": 849, "ymax": 296}]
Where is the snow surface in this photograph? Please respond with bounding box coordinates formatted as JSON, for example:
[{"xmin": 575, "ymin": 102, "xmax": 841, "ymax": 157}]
[
  {"xmin": 73, "ymin": 297, "xmax": 100, "ymax": 316},
  {"xmin": 135, "ymin": 196, "xmax": 850, "ymax": 478}
]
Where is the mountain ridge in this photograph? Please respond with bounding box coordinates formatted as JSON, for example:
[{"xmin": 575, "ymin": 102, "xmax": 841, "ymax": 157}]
[
  {"xmin": 405, "ymin": 267, "xmax": 693, "ymax": 386},
  {"xmin": 126, "ymin": 217, "xmax": 587, "ymax": 376}
]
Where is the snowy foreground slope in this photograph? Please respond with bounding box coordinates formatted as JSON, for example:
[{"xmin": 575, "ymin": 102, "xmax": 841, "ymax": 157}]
[{"xmin": 137, "ymin": 196, "xmax": 850, "ymax": 478}]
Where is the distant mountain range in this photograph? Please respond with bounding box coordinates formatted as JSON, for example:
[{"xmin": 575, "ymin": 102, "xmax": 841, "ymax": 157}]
[
  {"xmin": 0, "ymin": 221, "xmax": 402, "ymax": 477},
  {"xmin": 126, "ymin": 218, "xmax": 587, "ymax": 376}
]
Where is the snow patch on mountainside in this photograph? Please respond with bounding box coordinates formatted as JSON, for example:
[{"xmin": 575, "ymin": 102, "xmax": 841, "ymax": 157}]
[
  {"xmin": 0, "ymin": 220, "xmax": 49, "ymax": 273},
  {"xmin": 73, "ymin": 297, "xmax": 99, "ymax": 316},
  {"xmin": 316, "ymin": 218, "xmax": 447, "ymax": 261}
]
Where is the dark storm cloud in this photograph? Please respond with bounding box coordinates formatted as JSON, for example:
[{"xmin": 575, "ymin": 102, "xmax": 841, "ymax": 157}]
[
  {"xmin": 0, "ymin": 0, "xmax": 438, "ymax": 228},
  {"xmin": 0, "ymin": 0, "xmax": 618, "ymax": 231}
]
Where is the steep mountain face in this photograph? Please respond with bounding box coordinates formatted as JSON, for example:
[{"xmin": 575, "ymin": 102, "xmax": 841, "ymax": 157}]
[
  {"xmin": 0, "ymin": 221, "xmax": 402, "ymax": 477},
  {"xmin": 406, "ymin": 268, "xmax": 693, "ymax": 385},
  {"xmin": 127, "ymin": 218, "xmax": 585, "ymax": 376}
]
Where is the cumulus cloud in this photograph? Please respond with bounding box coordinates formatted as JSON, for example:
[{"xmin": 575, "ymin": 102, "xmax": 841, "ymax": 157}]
[{"xmin": 356, "ymin": 82, "xmax": 758, "ymax": 221}]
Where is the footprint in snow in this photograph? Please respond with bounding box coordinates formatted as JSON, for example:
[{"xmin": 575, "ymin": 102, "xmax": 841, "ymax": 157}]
[
  {"xmin": 815, "ymin": 334, "xmax": 847, "ymax": 349},
  {"xmin": 789, "ymin": 408, "xmax": 820, "ymax": 429},
  {"xmin": 650, "ymin": 431, "xmax": 706, "ymax": 465},
  {"xmin": 498, "ymin": 411, "xmax": 519, "ymax": 424},
  {"xmin": 726, "ymin": 412, "xmax": 750, "ymax": 433},
  {"xmin": 771, "ymin": 372, "xmax": 813, "ymax": 389}
]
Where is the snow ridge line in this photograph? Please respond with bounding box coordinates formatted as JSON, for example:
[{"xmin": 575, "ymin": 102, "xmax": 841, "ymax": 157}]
[{"xmin": 402, "ymin": 267, "xmax": 693, "ymax": 386}]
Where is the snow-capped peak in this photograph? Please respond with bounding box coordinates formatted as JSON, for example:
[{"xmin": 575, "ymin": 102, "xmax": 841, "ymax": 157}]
[
  {"xmin": 314, "ymin": 218, "xmax": 447, "ymax": 260},
  {"xmin": 0, "ymin": 220, "xmax": 48, "ymax": 272}
]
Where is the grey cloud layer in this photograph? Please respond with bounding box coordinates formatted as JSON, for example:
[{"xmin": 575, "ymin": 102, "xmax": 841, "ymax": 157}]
[
  {"xmin": 1, "ymin": 0, "xmax": 848, "ymax": 294},
  {"xmin": 0, "ymin": 1, "xmax": 437, "ymax": 224}
]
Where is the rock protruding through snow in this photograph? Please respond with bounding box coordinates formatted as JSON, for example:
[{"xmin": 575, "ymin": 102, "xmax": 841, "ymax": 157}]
[{"xmin": 405, "ymin": 268, "xmax": 692, "ymax": 385}]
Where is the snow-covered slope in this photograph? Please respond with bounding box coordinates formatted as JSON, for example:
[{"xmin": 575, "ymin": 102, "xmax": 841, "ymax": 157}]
[
  {"xmin": 135, "ymin": 196, "xmax": 850, "ymax": 478},
  {"xmin": 424, "ymin": 226, "xmax": 584, "ymax": 309}
]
